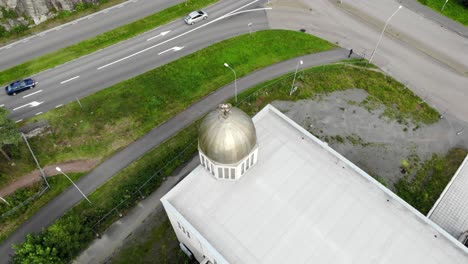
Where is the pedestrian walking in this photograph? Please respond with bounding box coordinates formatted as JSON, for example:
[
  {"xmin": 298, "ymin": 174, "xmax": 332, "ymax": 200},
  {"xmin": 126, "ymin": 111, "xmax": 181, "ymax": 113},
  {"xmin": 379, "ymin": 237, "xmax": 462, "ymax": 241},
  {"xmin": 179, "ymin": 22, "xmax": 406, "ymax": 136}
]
[{"xmin": 348, "ymin": 49, "xmax": 353, "ymax": 58}]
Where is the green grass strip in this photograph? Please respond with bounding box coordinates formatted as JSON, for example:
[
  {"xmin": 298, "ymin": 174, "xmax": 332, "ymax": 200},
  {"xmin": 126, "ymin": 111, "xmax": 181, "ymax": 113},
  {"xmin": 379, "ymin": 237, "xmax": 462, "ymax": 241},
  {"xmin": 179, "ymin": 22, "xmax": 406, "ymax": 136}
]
[
  {"xmin": 0, "ymin": 0, "xmax": 219, "ymax": 85},
  {"xmin": 418, "ymin": 0, "xmax": 468, "ymax": 25}
]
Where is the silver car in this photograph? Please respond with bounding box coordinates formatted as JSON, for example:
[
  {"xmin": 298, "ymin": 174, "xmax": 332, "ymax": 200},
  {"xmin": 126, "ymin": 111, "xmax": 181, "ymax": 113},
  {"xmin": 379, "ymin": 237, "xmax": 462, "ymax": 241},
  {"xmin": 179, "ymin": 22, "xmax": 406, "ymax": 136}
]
[{"xmin": 184, "ymin": 10, "xmax": 208, "ymax": 25}]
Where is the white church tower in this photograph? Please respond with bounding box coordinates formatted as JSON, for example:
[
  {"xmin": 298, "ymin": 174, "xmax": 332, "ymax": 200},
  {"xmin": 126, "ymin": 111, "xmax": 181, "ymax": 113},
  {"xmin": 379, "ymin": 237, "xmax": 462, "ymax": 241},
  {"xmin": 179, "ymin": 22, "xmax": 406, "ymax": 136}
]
[{"xmin": 198, "ymin": 104, "xmax": 258, "ymax": 180}]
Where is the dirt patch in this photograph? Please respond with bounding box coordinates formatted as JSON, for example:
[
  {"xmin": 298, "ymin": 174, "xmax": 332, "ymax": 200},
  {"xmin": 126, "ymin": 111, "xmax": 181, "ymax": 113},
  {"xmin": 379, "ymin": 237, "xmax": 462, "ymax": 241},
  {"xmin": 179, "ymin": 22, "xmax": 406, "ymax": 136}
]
[
  {"xmin": 273, "ymin": 89, "xmax": 468, "ymax": 187},
  {"xmin": 0, "ymin": 159, "xmax": 100, "ymax": 197}
]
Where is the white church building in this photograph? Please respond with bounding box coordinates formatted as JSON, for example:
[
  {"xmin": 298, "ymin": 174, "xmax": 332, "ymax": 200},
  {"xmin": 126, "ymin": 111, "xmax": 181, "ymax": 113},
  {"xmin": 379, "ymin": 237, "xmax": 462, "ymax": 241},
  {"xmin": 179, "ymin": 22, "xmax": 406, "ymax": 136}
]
[{"xmin": 161, "ymin": 104, "xmax": 468, "ymax": 264}]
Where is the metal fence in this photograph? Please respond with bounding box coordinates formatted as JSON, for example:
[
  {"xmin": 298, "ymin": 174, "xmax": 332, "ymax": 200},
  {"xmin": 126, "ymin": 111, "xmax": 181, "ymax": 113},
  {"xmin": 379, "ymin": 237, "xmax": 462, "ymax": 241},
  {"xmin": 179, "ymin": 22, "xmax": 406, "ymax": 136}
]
[
  {"xmin": 90, "ymin": 139, "xmax": 198, "ymax": 235},
  {"xmin": 0, "ymin": 185, "xmax": 49, "ymax": 222}
]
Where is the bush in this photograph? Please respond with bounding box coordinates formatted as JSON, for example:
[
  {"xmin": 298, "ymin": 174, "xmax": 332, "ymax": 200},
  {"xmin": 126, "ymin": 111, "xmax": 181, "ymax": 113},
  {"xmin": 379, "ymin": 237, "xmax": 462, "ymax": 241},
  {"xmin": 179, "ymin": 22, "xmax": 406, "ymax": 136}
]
[
  {"xmin": 75, "ymin": 2, "xmax": 94, "ymax": 12},
  {"xmin": 1, "ymin": 7, "xmax": 18, "ymax": 20},
  {"xmin": 0, "ymin": 25, "xmax": 8, "ymax": 38},
  {"xmin": 13, "ymin": 214, "xmax": 93, "ymax": 263},
  {"xmin": 10, "ymin": 24, "xmax": 28, "ymax": 35}
]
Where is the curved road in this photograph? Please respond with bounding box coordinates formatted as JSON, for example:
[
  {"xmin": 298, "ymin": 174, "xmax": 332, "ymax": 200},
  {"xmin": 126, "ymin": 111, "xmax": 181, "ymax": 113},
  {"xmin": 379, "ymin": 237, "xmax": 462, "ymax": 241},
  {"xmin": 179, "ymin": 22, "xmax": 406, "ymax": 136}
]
[
  {"xmin": 0, "ymin": 0, "xmax": 269, "ymax": 122},
  {"xmin": 0, "ymin": 0, "xmax": 186, "ymax": 71}
]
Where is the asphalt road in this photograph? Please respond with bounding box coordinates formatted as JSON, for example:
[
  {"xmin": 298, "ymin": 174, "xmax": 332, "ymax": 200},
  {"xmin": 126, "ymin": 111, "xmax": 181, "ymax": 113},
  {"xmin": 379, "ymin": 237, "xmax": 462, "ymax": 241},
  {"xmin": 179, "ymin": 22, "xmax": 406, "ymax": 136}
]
[
  {"xmin": 0, "ymin": 0, "xmax": 270, "ymax": 122},
  {"xmin": 268, "ymin": 0, "xmax": 468, "ymax": 123},
  {"xmin": 0, "ymin": 0, "xmax": 186, "ymax": 71},
  {"xmin": 0, "ymin": 48, "xmax": 350, "ymax": 262}
]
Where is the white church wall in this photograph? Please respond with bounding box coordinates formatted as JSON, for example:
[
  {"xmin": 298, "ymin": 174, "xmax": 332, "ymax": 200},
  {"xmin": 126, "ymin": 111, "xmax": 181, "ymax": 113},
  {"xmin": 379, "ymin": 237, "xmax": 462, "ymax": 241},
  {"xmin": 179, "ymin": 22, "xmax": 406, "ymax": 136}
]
[{"xmin": 161, "ymin": 199, "xmax": 228, "ymax": 264}]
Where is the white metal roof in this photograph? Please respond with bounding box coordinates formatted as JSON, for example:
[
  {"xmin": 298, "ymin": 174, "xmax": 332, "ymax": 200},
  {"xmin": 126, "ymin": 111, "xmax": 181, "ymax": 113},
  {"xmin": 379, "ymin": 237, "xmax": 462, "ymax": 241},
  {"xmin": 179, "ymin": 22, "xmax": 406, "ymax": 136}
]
[
  {"xmin": 429, "ymin": 155, "xmax": 468, "ymax": 239},
  {"xmin": 165, "ymin": 105, "xmax": 468, "ymax": 264}
]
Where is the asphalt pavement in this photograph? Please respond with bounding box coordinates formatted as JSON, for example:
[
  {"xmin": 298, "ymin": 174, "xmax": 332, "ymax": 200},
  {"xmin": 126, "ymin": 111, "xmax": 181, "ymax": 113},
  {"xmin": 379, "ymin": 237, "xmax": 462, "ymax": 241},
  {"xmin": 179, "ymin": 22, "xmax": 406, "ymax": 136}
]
[
  {"xmin": 0, "ymin": 0, "xmax": 270, "ymax": 122},
  {"xmin": 267, "ymin": 0, "xmax": 468, "ymax": 123},
  {"xmin": 0, "ymin": 0, "xmax": 186, "ymax": 71},
  {"xmin": 399, "ymin": 0, "xmax": 468, "ymax": 38},
  {"xmin": 0, "ymin": 48, "xmax": 350, "ymax": 262}
]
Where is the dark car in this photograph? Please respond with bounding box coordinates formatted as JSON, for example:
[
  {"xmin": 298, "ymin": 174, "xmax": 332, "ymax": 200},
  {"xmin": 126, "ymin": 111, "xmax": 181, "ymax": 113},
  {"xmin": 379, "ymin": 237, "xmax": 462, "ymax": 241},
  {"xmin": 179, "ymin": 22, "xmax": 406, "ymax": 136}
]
[{"xmin": 5, "ymin": 78, "xmax": 36, "ymax": 95}]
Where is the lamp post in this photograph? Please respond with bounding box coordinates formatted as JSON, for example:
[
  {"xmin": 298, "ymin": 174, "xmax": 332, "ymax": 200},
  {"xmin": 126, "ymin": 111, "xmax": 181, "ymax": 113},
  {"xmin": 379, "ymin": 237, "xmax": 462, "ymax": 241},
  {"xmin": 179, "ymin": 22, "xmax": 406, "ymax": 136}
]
[
  {"xmin": 224, "ymin": 63, "xmax": 237, "ymax": 103},
  {"xmin": 56, "ymin": 167, "xmax": 92, "ymax": 204},
  {"xmin": 369, "ymin": 5, "xmax": 402, "ymax": 64},
  {"xmin": 290, "ymin": 60, "xmax": 303, "ymax": 96},
  {"xmin": 441, "ymin": 0, "xmax": 449, "ymax": 11},
  {"xmin": 0, "ymin": 196, "xmax": 10, "ymax": 206}
]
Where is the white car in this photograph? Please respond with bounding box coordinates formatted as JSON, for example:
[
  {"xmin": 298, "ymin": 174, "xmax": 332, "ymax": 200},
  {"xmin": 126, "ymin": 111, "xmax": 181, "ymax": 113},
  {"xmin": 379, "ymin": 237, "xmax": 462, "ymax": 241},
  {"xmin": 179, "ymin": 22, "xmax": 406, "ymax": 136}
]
[{"xmin": 184, "ymin": 10, "xmax": 208, "ymax": 25}]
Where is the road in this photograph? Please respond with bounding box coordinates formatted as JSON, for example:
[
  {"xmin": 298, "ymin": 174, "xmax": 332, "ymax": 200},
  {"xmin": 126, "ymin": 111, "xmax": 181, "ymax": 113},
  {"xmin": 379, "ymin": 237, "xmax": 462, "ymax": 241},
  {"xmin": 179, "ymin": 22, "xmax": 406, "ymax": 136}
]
[
  {"xmin": 267, "ymin": 0, "xmax": 468, "ymax": 123},
  {"xmin": 0, "ymin": 0, "xmax": 269, "ymax": 123},
  {"xmin": 0, "ymin": 0, "xmax": 186, "ymax": 71},
  {"xmin": 0, "ymin": 49, "xmax": 351, "ymax": 262}
]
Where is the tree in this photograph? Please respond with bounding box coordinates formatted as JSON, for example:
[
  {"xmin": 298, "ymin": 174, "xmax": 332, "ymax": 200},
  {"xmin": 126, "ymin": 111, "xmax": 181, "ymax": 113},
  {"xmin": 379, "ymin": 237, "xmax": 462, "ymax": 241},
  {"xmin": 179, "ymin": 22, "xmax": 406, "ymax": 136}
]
[
  {"xmin": 0, "ymin": 107, "xmax": 21, "ymax": 163},
  {"xmin": 13, "ymin": 234, "xmax": 61, "ymax": 264}
]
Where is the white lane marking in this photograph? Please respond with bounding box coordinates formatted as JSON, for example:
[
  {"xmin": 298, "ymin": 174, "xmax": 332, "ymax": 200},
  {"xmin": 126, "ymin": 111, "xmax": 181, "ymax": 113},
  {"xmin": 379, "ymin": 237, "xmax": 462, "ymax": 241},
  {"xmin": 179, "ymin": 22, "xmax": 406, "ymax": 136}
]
[
  {"xmin": 35, "ymin": 112, "xmax": 43, "ymax": 116},
  {"xmin": 55, "ymin": 104, "xmax": 63, "ymax": 108},
  {"xmin": 97, "ymin": 0, "xmax": 260, "ymax": 70},
  {"xmin": 22, "ymin": 39, "xmax": 29, "ymax": 43},
  {"xmin": 103, "ymin": 10, "xmax": 109, "ymax": 14},
  {"xmin": 15, "ymin": 119, "xmax": 23, "ymax": 123},
  {"xmin": 88, "ymin": 16, "xmax": 93, "ymax": 19},
  {"xmin": 60, "ymin": 76, "xmax": 80, "ymax": 84},
  {"xmin": 56, "ymin": 27, "xmax": 62, "ymax": 31},
  {"xmin": 158, "ymin": 46, "xmax": 184, "ymax": 55},
  {"xmin": 0, "ymin": 104, "xmax": 4, "ymax": 107},
  {"xmin": 22, "ymin": 89, "xmax": 43, "ymax": 98},
  {"xmin": 13, "ymin": 101, "xmax": 44, "ymax": 111},
  {"xmin": 39, "ymin": 33, "xmax": 45, "ymax": 37},
  {"xmin": 147, "ymin": 30, "xmax": 171, "ymax": 41},
  {"xmin": 6, "ymin": 45, "xmax": 12, "ymax": 49}
]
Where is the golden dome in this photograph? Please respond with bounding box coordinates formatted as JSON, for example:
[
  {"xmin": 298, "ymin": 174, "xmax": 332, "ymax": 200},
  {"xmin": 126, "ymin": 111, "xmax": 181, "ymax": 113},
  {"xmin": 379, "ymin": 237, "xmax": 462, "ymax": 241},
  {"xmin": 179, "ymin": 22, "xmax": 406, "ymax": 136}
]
[{"xmin": 199, "ymin": 104, "xmax": 257, "ymax": 164}]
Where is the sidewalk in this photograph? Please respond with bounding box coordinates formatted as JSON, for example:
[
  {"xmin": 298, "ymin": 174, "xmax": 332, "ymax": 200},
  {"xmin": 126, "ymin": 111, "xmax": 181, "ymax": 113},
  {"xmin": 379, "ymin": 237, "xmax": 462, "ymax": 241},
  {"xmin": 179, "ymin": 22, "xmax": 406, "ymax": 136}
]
[{"xmin": 0, "ymin": 48, "xmax": 349, "ymax": 261}]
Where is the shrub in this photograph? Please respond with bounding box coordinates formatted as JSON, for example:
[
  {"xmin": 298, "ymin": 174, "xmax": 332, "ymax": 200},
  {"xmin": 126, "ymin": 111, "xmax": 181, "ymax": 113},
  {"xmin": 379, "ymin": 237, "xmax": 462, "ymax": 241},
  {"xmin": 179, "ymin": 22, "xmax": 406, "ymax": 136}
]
[
  {"xmin": 0, "ymin": 25, "xmax": 9, "ymax": 38},
  {"xmin": 1, "ymin": 7, "xmax": 18, "ymax": 20}
]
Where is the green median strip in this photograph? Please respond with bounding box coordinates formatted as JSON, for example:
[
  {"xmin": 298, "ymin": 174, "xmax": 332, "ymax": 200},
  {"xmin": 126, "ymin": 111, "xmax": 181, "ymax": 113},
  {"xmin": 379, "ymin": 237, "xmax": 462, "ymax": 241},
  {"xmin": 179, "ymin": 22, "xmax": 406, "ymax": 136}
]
[
  {"xmin": 418, "ymin": 0, "xmax": 468, "ymax": 25},
  {"xmin": 0, "ymin": 0, "xmax": 219, "ymax": 85}
]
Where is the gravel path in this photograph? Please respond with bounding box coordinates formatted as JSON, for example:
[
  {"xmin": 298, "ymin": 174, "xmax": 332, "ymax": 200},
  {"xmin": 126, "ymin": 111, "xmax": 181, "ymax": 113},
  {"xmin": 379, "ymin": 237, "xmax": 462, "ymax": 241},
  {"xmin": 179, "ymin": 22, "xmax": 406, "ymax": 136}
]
[{"xmin": 0, "ymin": 159, "xmax": 100, "ymax": 197}]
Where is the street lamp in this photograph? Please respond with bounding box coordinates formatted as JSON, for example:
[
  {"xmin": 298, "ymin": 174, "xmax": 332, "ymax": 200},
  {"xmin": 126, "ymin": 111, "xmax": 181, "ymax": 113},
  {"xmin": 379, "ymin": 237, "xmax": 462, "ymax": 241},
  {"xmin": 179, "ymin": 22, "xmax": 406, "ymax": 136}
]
[
  {"xmin": 0, "ymin": 196, "xmax": 10, "ymax": 206},
  {"xmin": 290, "ymin": 60, "xmax": 303, "ymax": 96},
  {"xmin": 224, "ymin": 63, "xmax": 237, "ymax": 103},
  {"xmin": 441, "ymin": 0, "xmax": 449, "ymax": 11},
  {"xmin": 369, "ymin": 5, "xmax": 402, "ymax": 64},
  {"xmin": 56, "ymin": 166, "xmax": 92, "ymax": 204}
]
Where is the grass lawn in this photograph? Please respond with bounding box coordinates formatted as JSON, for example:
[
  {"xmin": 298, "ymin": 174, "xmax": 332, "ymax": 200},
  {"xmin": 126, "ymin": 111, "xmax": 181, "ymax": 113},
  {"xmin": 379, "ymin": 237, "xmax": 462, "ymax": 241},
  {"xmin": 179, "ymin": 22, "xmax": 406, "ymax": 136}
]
[
  {"xmin": 114, "ymin": 214, "xmax": 194, "ymax": 264},
  {"xmin": 395, "ymin": 148, "xmax": 467, "ymax": 215},
  {"xmin": 0, "ymin": 173, "xmax": 85, "ymax": 244},
  {"xmin": 0, "ymin": 0, "xmax": 220, "ymax": 85},
  {"xmin": 234, "ymin": 61, "xmax": 439, "ymax": 125},
  {"xmin": 418, "ymin": 0, "xmax": 468, "ymax": 25},
  {"xmin": 0, "ymin": 29, "xmax": 334, "ymax": 188}
]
